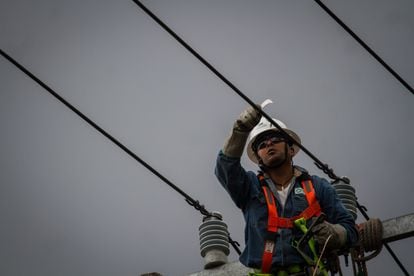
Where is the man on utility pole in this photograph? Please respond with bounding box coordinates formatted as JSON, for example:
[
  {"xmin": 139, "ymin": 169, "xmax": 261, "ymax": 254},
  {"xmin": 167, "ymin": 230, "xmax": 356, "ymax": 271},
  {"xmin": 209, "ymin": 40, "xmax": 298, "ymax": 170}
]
[{"xmin": 215, "ymin": 103, "xmax": 358, "ymax": 275}]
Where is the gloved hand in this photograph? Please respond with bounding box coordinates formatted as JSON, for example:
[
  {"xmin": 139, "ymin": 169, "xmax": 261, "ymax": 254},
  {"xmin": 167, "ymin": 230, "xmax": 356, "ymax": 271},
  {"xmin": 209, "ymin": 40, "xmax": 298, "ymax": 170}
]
[
  {"xmin": 312, "ymin": 220, "xmax": 347, "ymax": 252},
  {"xmin": 222, "ymin": 105, "xmax": 262, "ymax": 158},
  {"xmin": 233, "ymin": 104, "xmax": 262, "ymax": 132}
]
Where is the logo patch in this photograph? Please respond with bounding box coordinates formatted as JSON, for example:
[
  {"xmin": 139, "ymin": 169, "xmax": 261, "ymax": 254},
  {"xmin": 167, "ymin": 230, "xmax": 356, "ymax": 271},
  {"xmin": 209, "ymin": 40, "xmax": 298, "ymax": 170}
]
[{"xmin": 295, "ymin": 188, "xmax": 305, "ymax": 195}]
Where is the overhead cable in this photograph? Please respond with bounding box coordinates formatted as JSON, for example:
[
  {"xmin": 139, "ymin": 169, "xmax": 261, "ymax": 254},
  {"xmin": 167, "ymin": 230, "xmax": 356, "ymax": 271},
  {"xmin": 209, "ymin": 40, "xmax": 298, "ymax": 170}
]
[
  {"xmin": 0, "ymin": 48, "xmax": 241, "ymax": 256},
  {"xmin": 130, "ymin": 2, "xmax": 408, "ymax": 274},
  {"xmin": 131, "ymin": 0, "xmax": 343, "ymax": 183},
  {"xmin": 314, "ymin": 0, "xmax": 413, "ymax": 95}
]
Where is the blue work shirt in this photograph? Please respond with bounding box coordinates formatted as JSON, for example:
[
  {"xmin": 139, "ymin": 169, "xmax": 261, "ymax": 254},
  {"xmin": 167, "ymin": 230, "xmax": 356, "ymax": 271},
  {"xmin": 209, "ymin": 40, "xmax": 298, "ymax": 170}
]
[{"xmin": 215, "ymin": 151, "xmax": 358, "ymax": 271}]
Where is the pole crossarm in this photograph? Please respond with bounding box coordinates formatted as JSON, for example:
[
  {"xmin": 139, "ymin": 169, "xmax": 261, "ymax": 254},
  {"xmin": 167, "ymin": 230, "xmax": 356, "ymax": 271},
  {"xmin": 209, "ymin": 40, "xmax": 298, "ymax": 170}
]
[{"xmin": 382, "ymin": 213, "xmax": 414, "ymax": 243}]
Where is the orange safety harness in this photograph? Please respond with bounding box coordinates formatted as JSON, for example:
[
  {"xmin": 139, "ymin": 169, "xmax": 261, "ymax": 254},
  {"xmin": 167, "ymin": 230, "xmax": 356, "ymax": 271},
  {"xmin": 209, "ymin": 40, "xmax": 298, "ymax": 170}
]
[{"xmin": 258, "ymin": 174, "xmax": 322, "ymax": 273}]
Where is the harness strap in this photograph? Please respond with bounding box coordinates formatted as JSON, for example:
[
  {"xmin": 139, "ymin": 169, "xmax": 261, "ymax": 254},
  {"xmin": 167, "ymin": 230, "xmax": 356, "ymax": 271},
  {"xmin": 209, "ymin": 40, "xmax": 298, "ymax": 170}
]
[
  {"xmin": 259, "ymin": 176, "xmax": 322, "ymax": 273},
  {"xmin": 262, "ymin": 185, "xmax": 277, "ymax": 273},
  {"xmin": 263, "ymin": 185, "xmax": 278, "ymax": 232}
]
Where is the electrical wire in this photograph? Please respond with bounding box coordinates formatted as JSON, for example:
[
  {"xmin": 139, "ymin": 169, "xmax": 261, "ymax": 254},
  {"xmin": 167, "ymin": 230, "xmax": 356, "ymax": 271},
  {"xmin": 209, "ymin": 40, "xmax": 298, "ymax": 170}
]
[
  {"xmin": 314, "ymin": 0, "xmax": 413, "ymax": 95},
  {"xmin": 130, "ymin": 1, "xmax": 409, "ymax": 274},
  {"xmin": 2, "ymin": 0, "xmax": 409, "ymax": 270},
  {"xmin": 0, "ymin": 48, "xmax": 241, "ymax": 256},
  {"xmin": 131, "ymin": 0, "xmax": 343, "ymax": 183}
]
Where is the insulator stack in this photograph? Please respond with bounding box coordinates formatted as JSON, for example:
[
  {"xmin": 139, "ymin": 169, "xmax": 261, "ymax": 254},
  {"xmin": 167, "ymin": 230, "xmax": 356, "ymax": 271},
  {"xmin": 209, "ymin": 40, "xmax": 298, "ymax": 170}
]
[
  {"xmin": 332, "ymin": 177, "xmax": 358, "ymax": 220},
  {"xmin": 199, "ymin": 212, "xmax": 230, "ymax": 269}
]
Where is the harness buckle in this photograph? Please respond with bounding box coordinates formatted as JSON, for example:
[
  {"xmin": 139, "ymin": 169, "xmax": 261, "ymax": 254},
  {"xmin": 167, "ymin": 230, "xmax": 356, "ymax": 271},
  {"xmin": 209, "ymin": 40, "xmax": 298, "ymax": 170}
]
[{"xmin": 264, "ymin": 240, "xmax": 275, "ymax": 253}]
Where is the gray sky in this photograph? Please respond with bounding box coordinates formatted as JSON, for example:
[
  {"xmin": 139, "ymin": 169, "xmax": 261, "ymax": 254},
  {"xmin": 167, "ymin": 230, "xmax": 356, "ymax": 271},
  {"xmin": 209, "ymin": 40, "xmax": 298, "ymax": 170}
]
[{"xmin": 1, "ymin": 0, "xmax": 413, "ymax": 275}]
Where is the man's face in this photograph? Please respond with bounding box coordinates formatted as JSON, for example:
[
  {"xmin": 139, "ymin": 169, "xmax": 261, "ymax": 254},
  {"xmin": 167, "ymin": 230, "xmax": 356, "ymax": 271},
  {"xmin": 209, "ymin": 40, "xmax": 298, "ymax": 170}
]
[{"xmin": 255, "ymin": 132, "xmax": 290, "ymax": 167}]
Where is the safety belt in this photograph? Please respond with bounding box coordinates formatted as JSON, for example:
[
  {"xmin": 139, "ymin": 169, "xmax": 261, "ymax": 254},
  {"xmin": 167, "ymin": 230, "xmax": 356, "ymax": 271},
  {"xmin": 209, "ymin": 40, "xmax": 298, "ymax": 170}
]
[{"xmin": 259, "ymin": 175, "xmax": 321, "ymax": 273}]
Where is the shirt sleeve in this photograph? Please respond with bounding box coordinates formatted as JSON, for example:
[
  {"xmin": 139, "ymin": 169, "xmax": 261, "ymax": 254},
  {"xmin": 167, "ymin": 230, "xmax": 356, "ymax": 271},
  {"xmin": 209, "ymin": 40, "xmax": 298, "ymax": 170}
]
[{"xmin": 215, "ymin": 150, "xmax": 256, "ymax": 210}]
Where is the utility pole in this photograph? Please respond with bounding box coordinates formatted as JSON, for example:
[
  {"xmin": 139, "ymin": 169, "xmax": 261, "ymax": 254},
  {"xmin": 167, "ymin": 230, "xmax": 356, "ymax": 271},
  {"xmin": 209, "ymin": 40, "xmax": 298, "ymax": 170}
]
[{"xmin": 188, "ymin": 213, "xmax": 414, "ymax": 276}]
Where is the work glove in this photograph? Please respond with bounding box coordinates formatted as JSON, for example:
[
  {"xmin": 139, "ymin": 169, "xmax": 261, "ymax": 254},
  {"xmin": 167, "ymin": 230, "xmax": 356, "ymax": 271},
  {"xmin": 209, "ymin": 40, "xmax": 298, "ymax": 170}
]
[
  {"xmin": 222, "ymin": 105, "xmax": 262, "ymax": 158},
  {"xmin": 312, "ymin": 220, "xmax": 347, "ymax": 253},
  {"xmin": 233, "ymin": 104, "xmax": 262, "ymax": 132}
]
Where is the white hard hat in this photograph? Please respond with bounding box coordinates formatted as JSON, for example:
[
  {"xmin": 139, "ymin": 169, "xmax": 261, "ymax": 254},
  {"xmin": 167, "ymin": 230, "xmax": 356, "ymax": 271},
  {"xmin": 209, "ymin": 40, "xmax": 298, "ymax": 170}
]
[{"xmin": 246, "ymin": 117, "xmax": 301, "ymax": 164}]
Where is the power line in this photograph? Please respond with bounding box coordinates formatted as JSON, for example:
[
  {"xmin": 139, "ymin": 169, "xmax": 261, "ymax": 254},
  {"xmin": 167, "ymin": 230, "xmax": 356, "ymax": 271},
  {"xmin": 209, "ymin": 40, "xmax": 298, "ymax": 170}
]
[
  {"xmin": 131, "ymin": 0, "xmax": 342, "ymax": 183},
  {"xmin": 130, "ymin": 1, "xmax": 409, "ymax": 274},
  {"xmin": 314, "ymin": 0, "xmax": 413, "ymax": 95},
  {"xmin": 0, "ymin": 48, "xmax": 241, "ymax": 256}
]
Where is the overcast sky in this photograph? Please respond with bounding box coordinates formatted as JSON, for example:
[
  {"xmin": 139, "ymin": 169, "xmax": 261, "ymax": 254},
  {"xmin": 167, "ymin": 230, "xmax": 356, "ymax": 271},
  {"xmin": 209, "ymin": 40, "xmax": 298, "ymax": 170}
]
[{"xmin": 1, "ymin": 0, "xmax": 413, "ymax": 275}]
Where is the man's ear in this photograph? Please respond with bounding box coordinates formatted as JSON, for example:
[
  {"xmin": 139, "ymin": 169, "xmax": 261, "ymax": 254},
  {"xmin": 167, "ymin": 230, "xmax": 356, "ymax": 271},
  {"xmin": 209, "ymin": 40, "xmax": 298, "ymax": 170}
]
[{"xmin": 289, "ymin": 146, "xmax": 295, "ymax": 156}]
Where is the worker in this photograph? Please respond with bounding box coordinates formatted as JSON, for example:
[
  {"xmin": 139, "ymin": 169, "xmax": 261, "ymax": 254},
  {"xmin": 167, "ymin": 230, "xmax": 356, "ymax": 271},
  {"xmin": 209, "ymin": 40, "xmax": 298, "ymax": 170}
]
[{"xmin": 215, "ymin": 105, "xmax": 358, "ymax": 275}]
